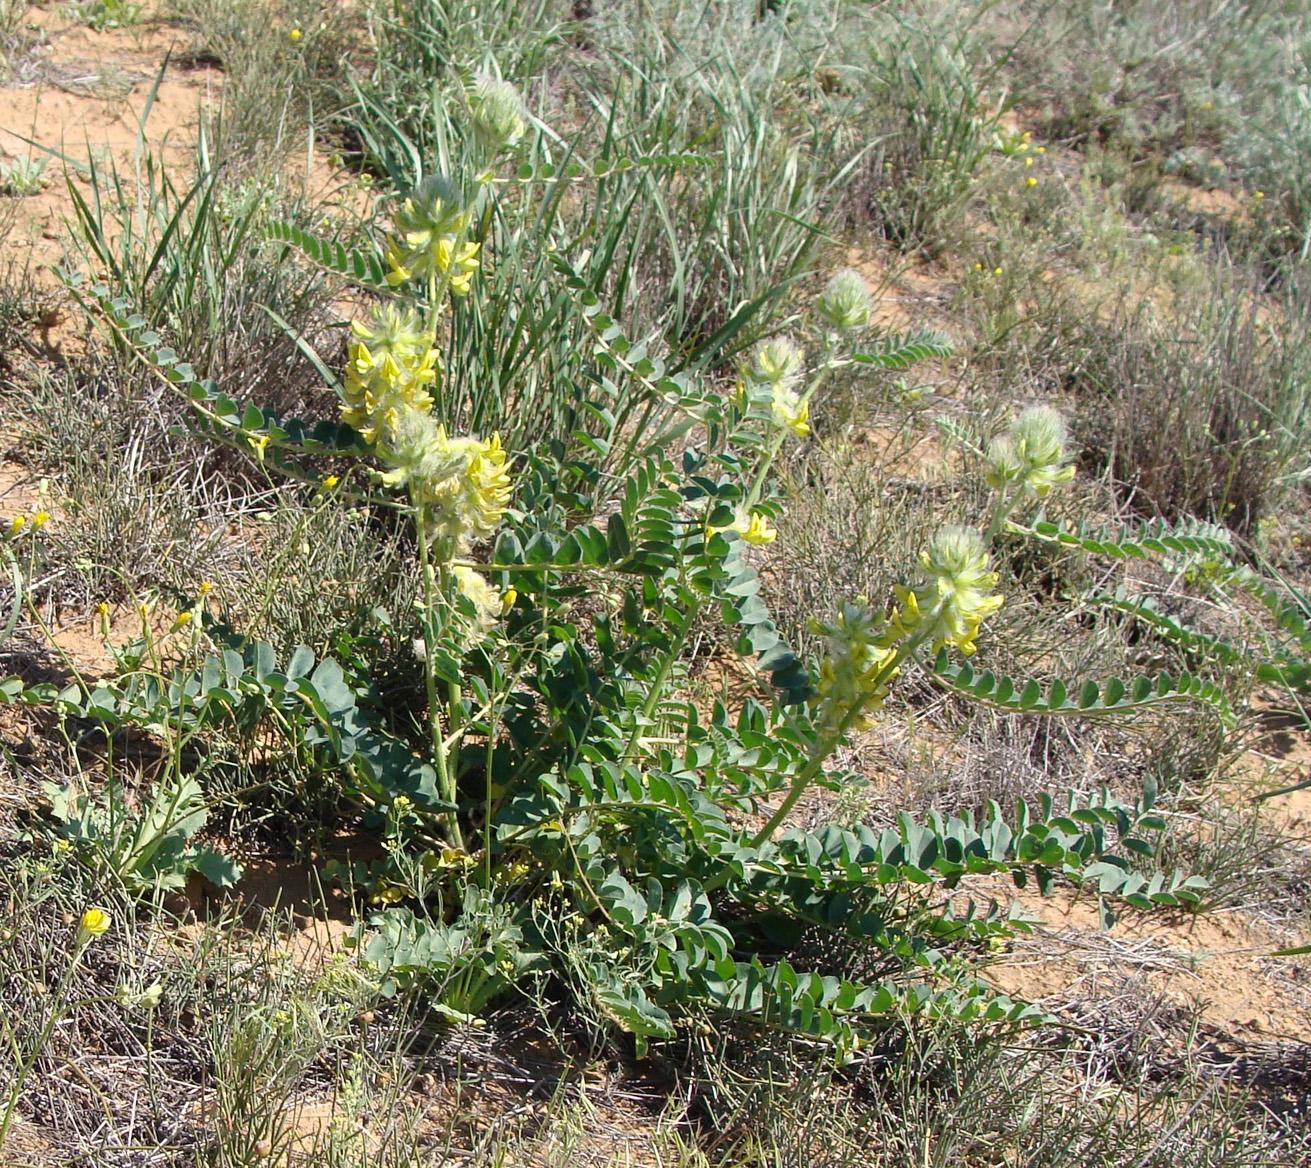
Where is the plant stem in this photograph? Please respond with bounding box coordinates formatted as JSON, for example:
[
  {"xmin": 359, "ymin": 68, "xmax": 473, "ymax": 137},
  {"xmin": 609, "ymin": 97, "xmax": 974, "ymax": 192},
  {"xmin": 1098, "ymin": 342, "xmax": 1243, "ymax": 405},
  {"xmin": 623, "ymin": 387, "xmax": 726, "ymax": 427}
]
[
  {"xmin": 749, "ymin": 641, "xmax": 911, "ymax": 849},
  {"xmin": 984, "ymin": 483, "xmax": 1020, "ymax": 543},
  {"xmin": 621, "ymin": 589, "xmax": 699, "ymax": 763},
  {"xmin": 744, "ymin": 357, "xmax": 837, "ymax": 513},
  {"xmin": 415, "ymin": 510, "xmax": 464, "ymax": 850}
]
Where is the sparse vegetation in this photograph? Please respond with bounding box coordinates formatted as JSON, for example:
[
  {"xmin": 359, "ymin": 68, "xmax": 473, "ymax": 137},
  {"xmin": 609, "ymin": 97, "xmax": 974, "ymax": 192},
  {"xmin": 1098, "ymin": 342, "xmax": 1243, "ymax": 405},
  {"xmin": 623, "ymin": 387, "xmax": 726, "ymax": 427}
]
[{"xmin": 2, "ymin": 1, "xmax": 1309, "ymax": 1164}]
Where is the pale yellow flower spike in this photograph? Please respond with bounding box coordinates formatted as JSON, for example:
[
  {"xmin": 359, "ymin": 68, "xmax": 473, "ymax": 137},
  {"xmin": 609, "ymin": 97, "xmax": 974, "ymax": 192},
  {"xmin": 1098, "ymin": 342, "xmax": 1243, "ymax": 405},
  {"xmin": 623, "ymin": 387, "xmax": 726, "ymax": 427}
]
[
  {"xmin": 383, "ymin": 175, "xmax": 480, "ymax": 293},
  {"xmin": 339, "ymin": 306, "xmax": 441, "ymax": 452},
  {"xmin": 886, "ymin": 527, "xmax": 1003, "ymax": 656}
]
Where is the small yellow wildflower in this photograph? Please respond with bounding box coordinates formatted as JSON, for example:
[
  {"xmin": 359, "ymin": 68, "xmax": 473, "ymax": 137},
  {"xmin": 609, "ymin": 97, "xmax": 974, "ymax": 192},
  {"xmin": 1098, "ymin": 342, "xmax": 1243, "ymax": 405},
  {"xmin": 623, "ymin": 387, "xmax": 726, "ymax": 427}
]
[
  {"xmin": 732, "ymin": 509, "xmax": 778, "ymax": 546},
  {"xmin": 172, "ymin": 611, "xmax": 193, "ymax": 630},
  {"xmin": 77, "ymin": 907, "xmax": 111, "ymax": 941},
  {"xmin": 501, "ymin": 587, "xmax": 518, "ymax": 609},
  {"xmin": 249, "ymin": 434, "xmax": 270, "ymax": 461},
  {"xmin": 7, "ymin": 515, "xmax": 25, "ymax": 537},
  {"xmin": 744, "ymin": 336, "xmax": 804, "ymax": 388},
  {"xmin": 321, "ymin": 474, "xmax": 340, "ymax": 489},
  {"xmin": 1036, "ymin": 146, "xmax": 1046, "ymax": 155},
  {"xmin": 199, "ymin": 580, "xmax": 214, "ymax": 596},
  {"xmin": 32, "ymin": 511, "xmax": 50, "ymax": 528},
  {"xmin": 1024, "ymin": 156, "xmax": 1034, "ymax": 167},
  {"xmin": 992, "ymin": 266, "xmax": 1003, "ymax": 277},
  {"xmin": 288, "ymin": 27, "xmax": 302, "ymax": 43},
  {"xmin": 138, "ymin": 982, "xmax": 163, "ymax": 1009},
  {"xmin": 1025, "ymin": 176, "xmax": 1038, "ymax": 188}
]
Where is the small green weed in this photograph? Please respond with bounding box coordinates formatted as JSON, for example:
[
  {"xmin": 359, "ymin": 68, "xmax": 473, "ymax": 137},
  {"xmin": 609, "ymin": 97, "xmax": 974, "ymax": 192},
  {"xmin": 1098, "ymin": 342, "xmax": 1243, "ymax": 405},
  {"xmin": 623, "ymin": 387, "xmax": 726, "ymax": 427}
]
[
  {"xmin": 66, "ymin": 0, "xmax": 141, "ymax": 31},
  {"xmin": 0, "ymin": 154, "xmax": 47, "ymax": 196}
]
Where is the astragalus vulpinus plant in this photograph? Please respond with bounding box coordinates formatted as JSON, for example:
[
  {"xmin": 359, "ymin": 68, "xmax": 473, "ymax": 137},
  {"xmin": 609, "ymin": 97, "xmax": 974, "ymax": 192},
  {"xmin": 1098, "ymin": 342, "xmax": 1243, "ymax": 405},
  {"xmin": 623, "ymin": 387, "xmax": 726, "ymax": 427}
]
[{"xmin": 8, "ymin": 75, "xmax": 1231, "ymax": 1057}]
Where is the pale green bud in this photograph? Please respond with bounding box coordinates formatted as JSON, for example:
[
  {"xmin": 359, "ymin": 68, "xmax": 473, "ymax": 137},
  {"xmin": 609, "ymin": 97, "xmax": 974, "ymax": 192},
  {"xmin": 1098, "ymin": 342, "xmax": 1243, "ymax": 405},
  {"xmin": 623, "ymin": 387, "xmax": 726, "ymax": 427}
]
[
  {"xmin": 471, "ymin": 74, "xmax": 527, "ymax": 153},
  {"xmin": 816, "ymin": 268, "xmax": 873, "ymax": 330}
]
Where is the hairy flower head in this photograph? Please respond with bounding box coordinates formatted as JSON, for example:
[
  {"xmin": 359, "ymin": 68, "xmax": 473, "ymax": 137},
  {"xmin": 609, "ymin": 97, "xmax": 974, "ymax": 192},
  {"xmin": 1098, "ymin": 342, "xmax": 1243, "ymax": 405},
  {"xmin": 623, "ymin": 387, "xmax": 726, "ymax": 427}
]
[
  {"xmin": 736, "ymin": 337, "xmax": 809, "ymax": 437},
  {"xmin": 817, "ymin": 268, "xmax": 873, "ymax": 331},
  {"xmin": 745, "ymin": 336, "xmax": 804, "ymax": 389},
  {"xmin": 811, "ymin": 599, "xmax": 899, "ymax": 729},
  {"xmin": 887, "ymin": 526, "xmax": 1003, "ymax": 655},
  {"xmin": 381, "ymin": 413, "xmax": 511, "ymax": 546},
  {"xmin": 470, "ymin": 74, "xmax": 527, "ymax": 154},
  {"xmin": 384, "ymin": 175, "xmax": 481, "ymax": 293},
  {"xmin": 986, "ymin": 405, "xmax": 1075, "ymax": 497}
]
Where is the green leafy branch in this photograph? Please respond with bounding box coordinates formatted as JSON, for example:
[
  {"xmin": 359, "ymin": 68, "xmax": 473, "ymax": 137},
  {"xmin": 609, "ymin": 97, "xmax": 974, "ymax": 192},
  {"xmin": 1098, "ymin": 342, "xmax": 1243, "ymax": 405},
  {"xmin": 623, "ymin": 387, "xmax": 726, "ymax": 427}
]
[{"xmin": 924, "ymin": 650, "xmax": 1235, "ymax": 727}]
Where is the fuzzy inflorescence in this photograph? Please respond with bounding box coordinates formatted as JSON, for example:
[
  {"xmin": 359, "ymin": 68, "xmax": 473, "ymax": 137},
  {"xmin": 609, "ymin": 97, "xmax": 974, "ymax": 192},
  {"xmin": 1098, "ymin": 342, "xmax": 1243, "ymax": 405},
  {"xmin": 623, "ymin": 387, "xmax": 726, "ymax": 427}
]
[
  {"xmin": 986, "ymin": 405, "xmax": 1076, "ymax": 498},
  {"xmin": 887, "ymin": 526, "xmax": 1003, "ymax": 656},
  {"xmin": 816, "ymin": 268, "xmax": 873, "ymax": 331},
  {"xmin": 384, "ymin": 175, "xmax": 481, "ymax": 293}
]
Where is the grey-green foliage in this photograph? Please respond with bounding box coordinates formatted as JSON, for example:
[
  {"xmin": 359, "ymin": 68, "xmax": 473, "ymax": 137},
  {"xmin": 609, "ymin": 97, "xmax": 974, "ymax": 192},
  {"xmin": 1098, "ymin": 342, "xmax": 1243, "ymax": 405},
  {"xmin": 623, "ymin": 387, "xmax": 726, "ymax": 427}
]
[
  {"xmin": 65, "ymin": 130, "xmax": 334, "ymax": 410},
  {"xmin": 42, "ymin": 772, "xmax": 241, "ymax": 893},
  {"xmin": 991, "ymin": 0, "xmax": 1311, "ymax": 255},
  {"xmin": 363, "ymin": 887, "xmax": 543, "ymax": 1019},
  {"xmin": 0, "ymin": 154, "xmax": 47, "ymax": 196},
  {"xmin": 1072, "ymin": 269, "xmax": 1311, "ymax": 536}
]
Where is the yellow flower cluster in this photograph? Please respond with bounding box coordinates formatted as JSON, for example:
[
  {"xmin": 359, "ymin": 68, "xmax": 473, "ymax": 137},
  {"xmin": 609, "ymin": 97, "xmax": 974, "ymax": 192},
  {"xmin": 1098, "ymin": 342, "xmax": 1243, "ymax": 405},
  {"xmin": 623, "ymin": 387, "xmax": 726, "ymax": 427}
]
[
  {"xmin": 384, "ymin": 175, "xmax": 481, "ymax": 294},
  {"xmin": 338, "ymin": 299, "xmax": 512, "ymax": 553},
  {"xmin": 886, "ymin": 527, "xmax": 1003, "ymax": 656},
  {"xmin": 379, "ymin": 411, "xmax": 511, "ymax": 547},
  {"xmin": 739, "ymin": 336, "xmax": 809, "ymax": 438},
  {"xmin": 811, "ymin": 600, "xmax": 899, "ymax": 730},
  {"xmin": 340, "ymin": 306, "xmax": 440, "ymax": 450},
  {"xmin": 986, "ymin": 405, "xmax": 1076, "ymax": 498}
]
